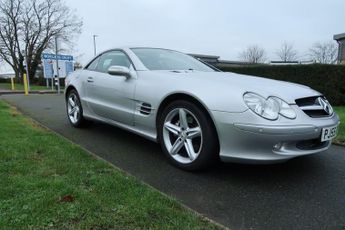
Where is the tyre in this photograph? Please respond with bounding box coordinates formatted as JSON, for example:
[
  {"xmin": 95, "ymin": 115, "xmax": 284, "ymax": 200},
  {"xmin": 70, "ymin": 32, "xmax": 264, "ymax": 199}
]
[
  {"xmin": 66, "ymin": 89, "xmax": 88, "ymax": 128},
  {"xmin": 158, "ymin": 100, "xmax": 219, "ymax": 171}
]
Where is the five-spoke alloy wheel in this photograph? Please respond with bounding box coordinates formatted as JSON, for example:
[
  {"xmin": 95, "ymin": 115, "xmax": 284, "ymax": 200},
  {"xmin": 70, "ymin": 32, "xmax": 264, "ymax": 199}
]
[
  {"xmin": 158, "ymin": 100, "xmax": 218, "ymax": 170},
  {"xmin": 66, "ymin": 89, "xmax": 87, "ymax": 127}
]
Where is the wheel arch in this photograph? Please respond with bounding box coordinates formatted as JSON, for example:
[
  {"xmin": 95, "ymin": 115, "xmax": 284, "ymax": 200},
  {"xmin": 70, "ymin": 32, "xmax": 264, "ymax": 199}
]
[
  {"xmin": 65, "ymin": 85, "xmax": 77, "ymax": 101},
  {"xmin": 156, "ymin": 92, "xmax": 220, "ymax": 148}
]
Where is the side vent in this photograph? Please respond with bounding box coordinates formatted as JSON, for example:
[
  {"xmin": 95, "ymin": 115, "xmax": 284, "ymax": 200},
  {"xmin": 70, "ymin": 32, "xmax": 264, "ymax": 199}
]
[{"xmin": 139, "ymin": 102, "xmax": 152, "ymax": 115}]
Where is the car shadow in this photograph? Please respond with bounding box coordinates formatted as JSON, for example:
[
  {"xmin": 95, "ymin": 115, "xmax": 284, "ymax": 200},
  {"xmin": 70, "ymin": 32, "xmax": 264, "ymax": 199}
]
[{"xmin": 85, "ymin": 120, "xmax": 326, "ymax": 186}]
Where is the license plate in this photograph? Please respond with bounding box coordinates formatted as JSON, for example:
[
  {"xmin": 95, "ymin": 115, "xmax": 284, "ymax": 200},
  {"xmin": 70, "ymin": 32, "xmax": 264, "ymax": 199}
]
[{"xmin": 321, "ymin": 125, "xmax": 338, "ymax": 142}]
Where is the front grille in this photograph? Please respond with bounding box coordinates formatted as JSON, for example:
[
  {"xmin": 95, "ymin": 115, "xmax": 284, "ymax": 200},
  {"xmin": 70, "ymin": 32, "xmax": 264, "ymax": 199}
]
[
  {"xmin": 295, "ymin": 96, "xmax": 331, "ymax": 118},
  {"xmin": 296, "ymin": 138, "xmax": 328, "ymax": 150},
  {"xmin": 301, "ymin": 109, "xmax": 329, "ymax": 117},
  {"xmin": 295, "ymin": 96, "xmax": 319, "ymax": 107}
]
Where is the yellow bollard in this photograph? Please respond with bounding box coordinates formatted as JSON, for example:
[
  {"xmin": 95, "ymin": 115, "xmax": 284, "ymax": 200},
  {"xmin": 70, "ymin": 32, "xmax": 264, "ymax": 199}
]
[
  {"xmin": 10, "ymin": 77, "xmax": 15, "ymax": 90},
  {"xmin": 23, "ymin": 73, "xmax": 29, "ymax": 95}
]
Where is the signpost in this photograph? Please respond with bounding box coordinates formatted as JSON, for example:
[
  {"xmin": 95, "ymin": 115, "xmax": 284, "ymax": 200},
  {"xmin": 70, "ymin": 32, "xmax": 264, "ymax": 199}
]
[
  {"xmin": 55, "ymin": 36, "xmax": 60, "ymax": 94},
  {"xmin": 42, "ymin": 53, "xmax": 74, "ymax": 92}
]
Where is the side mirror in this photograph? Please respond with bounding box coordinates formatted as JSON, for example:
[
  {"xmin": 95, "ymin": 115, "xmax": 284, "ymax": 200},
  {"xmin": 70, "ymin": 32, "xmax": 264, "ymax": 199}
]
[{"xmin": 107, "ymin": 65, "xmax": 131, "ymax": 78}]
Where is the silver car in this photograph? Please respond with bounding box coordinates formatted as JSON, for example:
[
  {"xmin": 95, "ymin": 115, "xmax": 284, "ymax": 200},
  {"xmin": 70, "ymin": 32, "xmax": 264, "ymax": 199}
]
[{"xmin": 65, "ymin": 47, "xmax": 340, "ymax": 170}]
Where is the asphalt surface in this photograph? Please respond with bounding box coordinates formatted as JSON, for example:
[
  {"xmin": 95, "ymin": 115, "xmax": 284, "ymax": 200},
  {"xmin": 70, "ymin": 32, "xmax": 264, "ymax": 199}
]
[{"xmin": 2, "ymin": 94, "xmax": 345, "ymax": 230}]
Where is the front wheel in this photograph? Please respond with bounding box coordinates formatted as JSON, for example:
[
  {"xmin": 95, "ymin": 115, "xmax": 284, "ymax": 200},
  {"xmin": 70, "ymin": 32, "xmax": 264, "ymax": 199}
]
[
  {"xmin": 158, "ymin": 100, "xmax": 219, "ymax": 171},
  {"xmin": 66, "ymin": 89, "xmax": 88, "ymax": 128}
]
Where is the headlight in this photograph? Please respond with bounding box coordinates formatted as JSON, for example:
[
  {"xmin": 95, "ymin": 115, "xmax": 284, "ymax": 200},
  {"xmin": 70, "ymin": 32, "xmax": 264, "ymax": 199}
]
[
  {"xmin": 275, "ymin": 97, "xmax": 297, "ymax": 119},
  {"xmin": 243, "ymin": 93, "xmax": 296, "ymax": 120}
]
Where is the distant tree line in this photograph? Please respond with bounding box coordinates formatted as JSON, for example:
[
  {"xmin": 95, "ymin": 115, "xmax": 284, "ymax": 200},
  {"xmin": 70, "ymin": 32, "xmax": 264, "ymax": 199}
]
[{"xmin": 239, "ymin": 41, "xmax": 338, "ymax": 64}]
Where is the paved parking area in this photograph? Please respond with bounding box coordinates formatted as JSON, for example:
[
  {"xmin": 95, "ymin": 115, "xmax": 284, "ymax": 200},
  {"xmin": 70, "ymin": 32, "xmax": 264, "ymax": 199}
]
[{"xmin": 2, "ymin": 94, "xmax": 345, "ymax": 230}]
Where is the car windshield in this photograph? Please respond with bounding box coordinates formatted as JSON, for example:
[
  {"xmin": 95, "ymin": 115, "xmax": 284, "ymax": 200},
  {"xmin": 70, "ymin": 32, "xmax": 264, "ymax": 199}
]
[{"xmin": 131, "ymin": 48, "xmax": 215, "ymax": 72}]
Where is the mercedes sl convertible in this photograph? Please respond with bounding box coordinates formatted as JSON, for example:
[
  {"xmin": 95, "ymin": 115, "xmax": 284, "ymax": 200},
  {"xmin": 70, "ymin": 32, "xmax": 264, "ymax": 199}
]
[{"xmin": 65, "ymin": 47, "xmax": 340, "ymax": 170}]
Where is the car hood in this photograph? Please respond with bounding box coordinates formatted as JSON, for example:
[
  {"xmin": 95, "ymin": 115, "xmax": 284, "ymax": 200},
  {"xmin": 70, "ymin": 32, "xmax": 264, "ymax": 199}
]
[{"xmin": 159, "ymin": 70, "xmax": 321, "ymax": 104}]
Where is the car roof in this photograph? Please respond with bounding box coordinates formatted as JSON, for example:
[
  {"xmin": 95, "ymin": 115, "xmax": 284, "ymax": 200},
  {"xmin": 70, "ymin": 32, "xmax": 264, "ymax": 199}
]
[
  {"xmin": 86, "ymin": 47, "xmax": 185, "ymax": 71},
  {"xmin": 107, "ymin": 46, "xmax": 179, "ymax": 52}
]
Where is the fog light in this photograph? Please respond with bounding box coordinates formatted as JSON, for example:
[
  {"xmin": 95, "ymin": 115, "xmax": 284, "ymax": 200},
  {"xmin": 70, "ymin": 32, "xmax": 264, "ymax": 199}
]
[{"xmin": 273, "ymin": 142, "xmax": 282, "ymax": 151}]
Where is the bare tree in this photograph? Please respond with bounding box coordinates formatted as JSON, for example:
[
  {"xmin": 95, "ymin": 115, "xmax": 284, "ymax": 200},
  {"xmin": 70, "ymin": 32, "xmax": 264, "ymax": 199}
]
[
  {"xmin": 309, "ymin": 41, "xmax": 338, "ymax": 64},
  {"xmin": 276, "ymin": 42, "xmax": 298, "ymax": 62},
  {"xmin": 0, "ymin": 0, "xmax": 22, "ymax": 78},
  {"xmin": 0, "ymin": 0, "xmax": 82, "ymax": 81},
  {"xmin": 239, "ymin": 45, "xmax": 266, "ymax": 63}
]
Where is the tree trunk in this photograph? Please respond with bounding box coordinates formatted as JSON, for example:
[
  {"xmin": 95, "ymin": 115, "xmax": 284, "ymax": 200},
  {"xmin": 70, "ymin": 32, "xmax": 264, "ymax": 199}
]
[
  {"xmin": 14, "ymin": 69, "xmax": 20, "ymax": 84},
  {"xmin": 29, "ymin": 59, "xmax": 39, "ymax": 83}
]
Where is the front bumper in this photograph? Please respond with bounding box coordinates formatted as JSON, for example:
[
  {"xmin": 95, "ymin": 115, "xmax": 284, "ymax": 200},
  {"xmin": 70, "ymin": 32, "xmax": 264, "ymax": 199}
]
[{"xmin": 211, "ymin": 106, "xmax": 340, "ymax": 163}]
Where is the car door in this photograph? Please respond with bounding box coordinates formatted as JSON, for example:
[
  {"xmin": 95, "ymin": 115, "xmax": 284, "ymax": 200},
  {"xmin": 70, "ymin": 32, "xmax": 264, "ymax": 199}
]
[{"xmin": 85, "ymin": 50, "xmax": 136, "ymax": 126}]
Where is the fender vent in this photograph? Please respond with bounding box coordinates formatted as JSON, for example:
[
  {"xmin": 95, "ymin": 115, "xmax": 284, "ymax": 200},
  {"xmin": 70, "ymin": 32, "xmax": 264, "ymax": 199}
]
[{"xmin": 139, "ymin": 102, "xmax": 152, "ymax": 115}]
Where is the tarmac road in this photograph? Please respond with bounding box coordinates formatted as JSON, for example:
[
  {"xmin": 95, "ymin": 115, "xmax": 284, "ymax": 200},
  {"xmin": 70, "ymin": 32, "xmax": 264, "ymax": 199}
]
[{"xmin": 2, "ymin": 94, "xmax": 345, "ymax": 230}]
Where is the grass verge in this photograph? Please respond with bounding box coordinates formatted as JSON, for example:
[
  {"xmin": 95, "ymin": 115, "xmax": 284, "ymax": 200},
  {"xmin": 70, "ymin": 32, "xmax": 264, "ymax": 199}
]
[
  {"xmin": 334, "ymin": 107, "xmax": 345, "ymax": 145},
  {"xmin": 0, "ymin": 100, "xmax": 221, "ymax": 229}
]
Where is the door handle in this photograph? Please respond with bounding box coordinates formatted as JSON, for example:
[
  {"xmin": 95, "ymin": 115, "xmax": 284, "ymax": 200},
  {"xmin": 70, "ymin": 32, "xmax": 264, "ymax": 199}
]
[{"xmin": 87, "ymin": 77, "xmax": 94, "ymax": 83}]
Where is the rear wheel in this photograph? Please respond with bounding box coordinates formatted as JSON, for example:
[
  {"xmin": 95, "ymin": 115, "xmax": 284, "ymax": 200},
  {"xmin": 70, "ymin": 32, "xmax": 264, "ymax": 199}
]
[
  {"xmin": 158, "ymin": 100, "xmax": 219, "ymax": 171},
  {"xmin": 66, "ymin": 89, "xmax": 88, "ymax": 128}
]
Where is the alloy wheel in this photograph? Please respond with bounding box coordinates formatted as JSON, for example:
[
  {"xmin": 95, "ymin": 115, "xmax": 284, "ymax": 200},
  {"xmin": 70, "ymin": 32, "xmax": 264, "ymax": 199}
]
[
  {"xmin": 67, "ymin": 93, "xmax": 80, "ymax": 124},
  {"xmin": 162, "ymin": 108, "xmax": 203, "ymax": 164}
]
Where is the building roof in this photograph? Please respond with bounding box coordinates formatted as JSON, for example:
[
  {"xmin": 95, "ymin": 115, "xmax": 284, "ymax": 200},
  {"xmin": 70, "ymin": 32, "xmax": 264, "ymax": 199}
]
[
  {"xmin": 334, "ymin": 33, "xmax": 345, "ymax": 41},
  {"xmin": 0, "ymin": 73, "xmax": 15, "ymax": 79},
  {"xmin": 218, "ymin": 60, "xmax": 253, "ymax": 65}
]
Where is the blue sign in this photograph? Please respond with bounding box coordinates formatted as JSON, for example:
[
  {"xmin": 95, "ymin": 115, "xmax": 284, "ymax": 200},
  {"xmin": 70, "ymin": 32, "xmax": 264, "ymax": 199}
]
[
  {"xmin": 65, "ymin": 61, "xmax": 74, "ymax": 75},
  {"xmin": 42, "ymin": 53, "xmax": 74, "ymax": 61},
  {"xmin": 42, "ymin": 53, "xmax": 74, "ymax": 78},
  {"xmin": 43, "ymin": 59, "xmax": 54, "ymax": 78}
]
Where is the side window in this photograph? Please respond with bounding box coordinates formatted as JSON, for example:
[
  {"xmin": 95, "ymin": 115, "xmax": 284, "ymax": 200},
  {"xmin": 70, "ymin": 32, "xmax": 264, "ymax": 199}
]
[
  {"xmin": 96, "ymin": 51, "xmax": 132, "ymax": 73},
  {"xmin": 86, "ymin": 56, "xmax": 101, "ymax": 71}
]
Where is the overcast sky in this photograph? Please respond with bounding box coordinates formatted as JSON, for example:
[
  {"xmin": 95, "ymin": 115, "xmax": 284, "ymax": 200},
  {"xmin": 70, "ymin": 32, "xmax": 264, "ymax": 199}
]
[{"xmin": 1, "ymin": 0, "xmax": 344, "ymax": 72}]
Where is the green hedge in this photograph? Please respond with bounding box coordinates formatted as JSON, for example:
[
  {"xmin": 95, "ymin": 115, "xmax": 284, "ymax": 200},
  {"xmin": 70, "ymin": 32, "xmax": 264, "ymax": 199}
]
[
  {"xmin": 217, "ymin": 64, "xmax": 345, "ymax": 106},
  {"xmin": 0, "ymin": 78, "xmax": 10, "ymax": 83}
]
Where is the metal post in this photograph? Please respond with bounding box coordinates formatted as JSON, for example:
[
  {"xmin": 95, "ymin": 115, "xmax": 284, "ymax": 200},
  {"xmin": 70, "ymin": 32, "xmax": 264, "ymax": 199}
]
[
  {"xmin": 337, "ymin": 41, "xmax": 341, "ymax": 64},
  {"xmin": 10, "ymin": 77, "xmax": 15, "ymax": 90},
  {"xmin": 51, "ymin": 62, "xmax": 54, "ymax": 91},
  {"xmin": 55, "ymin": 36, "xmax": 60, "ymax": 94},
  {"xmin": 24, "ymin": 50, "xmax": 31, "ymax": 91},
  {"xmin": 23, "ymin": 73, "xmax": 29, "ymax": 95},
  {"xmin": 93, "ymin": 35, "xmax": 98, "ymax": 56}
]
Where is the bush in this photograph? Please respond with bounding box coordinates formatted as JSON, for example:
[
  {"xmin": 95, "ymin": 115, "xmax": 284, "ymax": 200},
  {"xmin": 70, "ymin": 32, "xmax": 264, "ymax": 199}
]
[
  {"xmin": 217, "ymin": 64, "xmax": 345, "ymax": 106},
  {"xmin": 0, "ymin": 78, "xmax": 10, "ymax": 83}
]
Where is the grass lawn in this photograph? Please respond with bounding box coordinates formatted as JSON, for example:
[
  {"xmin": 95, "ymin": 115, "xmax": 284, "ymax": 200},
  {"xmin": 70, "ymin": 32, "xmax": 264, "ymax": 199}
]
[
  {"xmin": 0, "ymin": 82, "xmax": 50, "ymax": 91},
  {"xmin": 334, "ymin": 107, "xmax": 345, "ymax": 145},
  {"xmin": 0, "ymin": 100, "xmax": 221, "ymax": 229}
]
